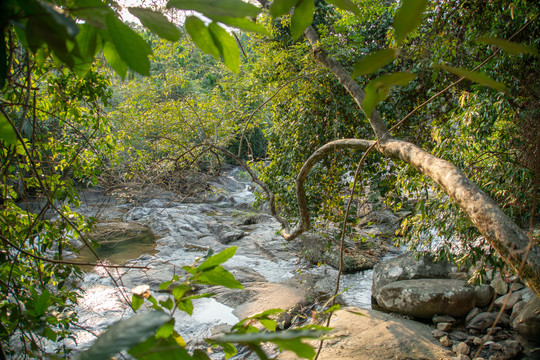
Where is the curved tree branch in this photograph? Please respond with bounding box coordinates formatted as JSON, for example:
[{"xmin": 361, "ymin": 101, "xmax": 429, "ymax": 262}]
[{"xmin": 295, "ymin": 26, "xmax": 540, "ymax": 296}]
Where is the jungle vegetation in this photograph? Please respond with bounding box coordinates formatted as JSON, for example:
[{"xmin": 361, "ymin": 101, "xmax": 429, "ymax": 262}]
[{"xmin": 0, "ymin": 0, "xmax": 538, "ymax": 358}]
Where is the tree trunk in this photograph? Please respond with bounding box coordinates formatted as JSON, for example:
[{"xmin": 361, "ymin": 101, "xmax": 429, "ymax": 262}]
[{"xmin": 289, "ymin": 27, "xmax": 540, "ymax": 296}]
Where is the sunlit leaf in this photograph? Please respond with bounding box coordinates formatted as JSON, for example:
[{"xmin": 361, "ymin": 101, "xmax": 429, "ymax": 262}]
[
  {"xmin": 128, "ymin": 336, "xmax": 191, "ymax": 360},
  {"xmin": 129, "ymin": 7, "xmax": 181, "ymax": 42},
  {"xmin": 437, "ymin": 65, "xmax": 507, "ymax": 93},
  {"xmin": 106, "ymin": 15, "xmax": 151, "ymax": 76},
  {"xmin": 155, "ymin": 319, "xmax": 175, "ymax": 339},
  {"xmin": 197, "ymin": 266, "xmax": 243, "ymax": 289},
  {"xmin": 132, "ymin": 294, "xmax": 144, "ymax": 311},
  {"xmin": 476, "ymin": 36, "xmax": 539, "ymax": 56},
  {"xmin": 185, "ymin": 16, "xmax": 220, "ymax": 60},
  {"xmin": 1, "ymin": 35, "xmax": 7, "ymax": 89},
  {"xmin": 291, "ymin": 0, "xmax": 314, "ymax": 40},
  {"xmin": 167, "ymin": 0, "xmax": 261, "ymax": 18},
  {"xmin": 326, "ymin": 0, "xmax": 361, "ymax": 16},
  {"xmin": 0, "ymin": 114, "xmax": 17, "ymax": 145},
  {"xmin": 103, "ymin": 41, "xmax": 128, "ymax": 79},
  {"xmin": 393, "ymin": 0, "xmax": 428, "ymax": 45},
  {"xmin": 352, "ymin": 48, "xmax": 398, "ymax": 77},
  {"xmin": 362, "ymin": 72, "xmax": 417, "ymax": 118},
  {"xmin": 260, "ymin": 318, "xmax": 277, "ymax": 331},
  {"xmin": 74, "ymin": 312, "xmax": 171, "ymax": 360},
  {"xmin": 211, "ymin": 16, "xmax": 269, "ymax": 35},
  {"xmin": 270, "ymin": 0, "xmax": 299, "ymax": 17},
  {"xmin": 197, "ymin": 246, "xmax": 237, "ymax": 271},
  {"xmin": 273, "ymin": 338, "xmax": 315, "ymax": 359},
  {"xmin": 209, "ymin": 22, "xmax": 240, "ymax": 73},
  {"xmin": 192, "ymin": 349, "xmax": 211, "ymax": 359},
  {"xmin": 177, "ymin": 299, "xmax": 194, "ymax": 315}
]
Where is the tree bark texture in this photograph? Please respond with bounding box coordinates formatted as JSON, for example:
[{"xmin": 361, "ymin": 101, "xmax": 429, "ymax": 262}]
[{"xmin": 292, "ymin": 26, "xmax": 540, "ymax": 296}]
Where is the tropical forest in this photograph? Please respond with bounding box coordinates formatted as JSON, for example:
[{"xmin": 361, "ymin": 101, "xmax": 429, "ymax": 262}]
[{"xmin": 0, "ymin": 0, "xmax": 539, "ymax": 359}]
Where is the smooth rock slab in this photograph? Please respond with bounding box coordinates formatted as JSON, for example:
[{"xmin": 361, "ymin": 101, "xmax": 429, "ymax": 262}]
[
  {"xmin": 278, "ymin": 308, "xmax": 453, "ymax": 360},
  {"xmin": 372, "ymin": 252, "xmax": 452, "ymax": 300},
  {"xmin": 375, "ymin": 279, "xmax": 475, "ymax": 319}
]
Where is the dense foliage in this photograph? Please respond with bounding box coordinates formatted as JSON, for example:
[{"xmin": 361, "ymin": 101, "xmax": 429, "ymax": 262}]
[{"xmin": 1, "ymin": 0, "xmax": 538, "ymax": 358}]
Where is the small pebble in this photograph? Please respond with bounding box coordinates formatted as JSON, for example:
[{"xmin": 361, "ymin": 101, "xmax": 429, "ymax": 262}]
[
  {"xmin": 489, "ymin": 342, "xmax": 503, "ymax": 351},
  {"xmin": 440, "ymin": 335, "xmax": 452, "ymax": 347},
  {"xmin": 431, "ymin": 329, "xmax": 446, "ymax": 339},
  {"xmin": 454, "ymin": 341, "xmax": 470, "ymax": 355},
  {"xmin": 437, "ymin": 322, "xmax": 452, "ymax": 331}
]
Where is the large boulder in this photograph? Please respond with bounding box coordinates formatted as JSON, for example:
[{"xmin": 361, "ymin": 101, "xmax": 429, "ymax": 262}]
[
  {"xmin": 372, "ymin": 252, "xmax": 453, "ymax": 300},
  {"xmin": 278, "ymin": 307, "xmax": 453, "ymax": 360},
  {"xmin": 375, "ymin": 279, "xmax": 476, "ymax": 319},
  {"xmin": 511, "ymin": 295, "xmax": 540, "ymax": 342}
]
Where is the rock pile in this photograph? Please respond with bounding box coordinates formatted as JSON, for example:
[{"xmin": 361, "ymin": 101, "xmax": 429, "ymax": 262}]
[{"xmin": 373, "ymin": 253, "xmax": 540, "ymax": 359}]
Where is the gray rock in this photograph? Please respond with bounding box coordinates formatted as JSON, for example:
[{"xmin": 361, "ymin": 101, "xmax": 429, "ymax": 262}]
[
  {"xmin": 433, "ymin": 315, "xmax": 456, "ymax": 324},
  {"xmin": 466, "ymin": 307, "xmax": 481, "ymax": 323},
  {"xmin": 440, "ymin": 335, "xmax": 452, "ymax": 347},
  {"xmin": 467, "ymin": 312, "xmax": 509, "ymax": 331},
  {"xmin": 475, "ymin": 284, "xmax": 495, "ymax": 307},
  {"xmin": 449, "ymin": 331, "xmax": 468, "ymax": 341},
  {"xmin": 453, "ymin": 341, "xmax": 470, "ymax": 355},
  {"xmin": 432, "ymin": 329, "xmax": 447, "ymax": 339},
  {"xmin": 515, "ymin": 287, "xmax": 534, "ymax": 303},
  {"xmin": 511, "ymin": 295, "xmax": 540, "ymax": 340},
  {"xmin": 510, "ymin": 282, "xmax": 524, "ymax": 292},
  {"xmin": 489, "ymin": 342, "xmax": 503, "ymax": 351},
  {"xmin": 218, "ymin": 230, "xmax": 246, "ymax": 244},
  {"xmin": 490, "ymin": 276, "xmax": 508, "ymax": 295},
  {"xmin": 510, "ymin": 300, "xmax": 526, "ymax": 324},
  {"xmin": 494, "ymin": 291, "xmax": 522, "ymax": 311},
  {"xmin": 437, "ymin": 322, "xmax": 453, "ymax": 331},
  {"xmin": 375, "ymin": 279, "xmax": 475, "ymax": 319},
  {"xmin": 372, "ymin": 252, "xmax": 452, "ymax": 299},
  {"xmin": 501, "ymin": 339, "xmax": 522, "ymax": 359}
]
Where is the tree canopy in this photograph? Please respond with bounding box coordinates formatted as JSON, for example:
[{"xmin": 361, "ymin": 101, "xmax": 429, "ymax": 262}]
[{"xmin": 1, "ymin": 0, "xmax": 539, "ymax": 358}]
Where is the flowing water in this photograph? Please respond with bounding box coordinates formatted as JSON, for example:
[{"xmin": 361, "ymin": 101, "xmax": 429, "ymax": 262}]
[{"xmin": 58, "ymin": 168, "xmax": 397, "ymax": 355}]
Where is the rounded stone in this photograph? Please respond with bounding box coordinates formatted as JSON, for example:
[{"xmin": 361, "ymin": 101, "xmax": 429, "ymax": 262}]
[
  {"xmin": 375, "ymin": 279, "xmax": 476, "ymax": 319},
  {"xmin": 475, "ymin": 284, "xmax": 495, "ymax": 307}
]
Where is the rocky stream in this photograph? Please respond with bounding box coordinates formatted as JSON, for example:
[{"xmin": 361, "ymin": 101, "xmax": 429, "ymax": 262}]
[{"xmin": 55, "ymin": 168, "xmax": 539, "ymax": 359}]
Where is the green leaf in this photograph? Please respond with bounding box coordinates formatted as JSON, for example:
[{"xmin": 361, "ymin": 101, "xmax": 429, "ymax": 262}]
[
  {"xmin": 74, "ymin": 311, "xmax": 171, "ymax": 360},
  {"xmin": 437, "ymin": 65, "xmax": 507, "ymax": 93},
  {"xmin": 273, "ymin": 338, "xmax": 315, "ymax": 359},
  {"xmin": 155, "ymin": 319, "xmax": 175, "ymax": 339},
  {"xmin": 197, "ymin": 266, "xmax": 244, "ymax": 289},
  {"xmin": 177, "ymin": 299, "xmax": 194, "ymax": 315},
  {"xmin": 476, "ymin": 36, "xmax": 539, "ymax": 56},
  {"xmin": 211, "ymin": 16, "xmax": 269, "ymax": 35},
  {"xmin": 185, "ymin": 16, "xmax": 220, "ymax": 60},
  {"xmin": 103, "ymin": 41, "xmax": 128, "ymax": 79},
  {"xmin": 393, "ymin": 0, "xmax": 428, "ymax": 45},
  {"xmin": 167, "ymin": 0, "xmax": 261, "ymax": 18},
  {"xmin": 1, "ymin": 28, "xmax": 7, "ymax": 89},
  {"xmin": 192, "ymin": 349, "xmax": 212, "ymax": 360},
  {"xmin": 128, "ymin": 336, "xmax": 191, "ymax": 360},
  {"xmin": 211, "ymin": 329, "xmax": 326, "ymax": 345},
  {"xmin": 326, "ymin": 0, "xmax": 361, "ymax": 16},
  {"xmin": 172, "ymin": 284, "xmax": 190, "ymax": 301},
  {"xmin": 197, "ymin": 246, "xmax": 237, "ymax": 272},
  {"xmin": 260, "ymin": 319, "xmax": 277, "ymax": 331},
  {"xmin": 128, "ymin": 7, "xmax": 181, "ymax": 42},
  {"xmin": 160, "ymin": 297, "xmax": 174, "ymax": 311},
  {"xmin": 35, "ymin": 289, "xmax": 50, "ymax": 316},
  {"xmin": 291, "ymin": 0, "xmax": 314, "ymax": 40},
  {"xmin": 105, "ymin": 15, "xmax": 152, "ymax": 76},
  {"xmin": 270, "ymin": 0, "xmax": 299, "ymax": 17},
  {"xmin": 362, "ymin": 72, "xmax": 417, "ymax": 118},
  {"xmin": 132, "ymin": 294, "xmax": 145, "ymax": 311},
  {"xmin": 209, "ymin": 22, "xmax": 240, "ymax": 74},
  {"xmin": 39, "ymin": 0, "xmax": 79, "ymax": 39},
  {"xmin": 159, "ymin": 280, "xmax": 173, "ymax": 291},
  {"xmin": 352, "ymin": 48, "xmax": 398, "ymax": 77},
  {"xmin": 0, "ymin": 114, "xmax": 17, "ymax": 145}
]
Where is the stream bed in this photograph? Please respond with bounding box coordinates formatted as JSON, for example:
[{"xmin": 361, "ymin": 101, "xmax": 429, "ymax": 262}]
[{"xmin": 63, "ymin": 168, "xmax": 400, "ymax": 355}]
